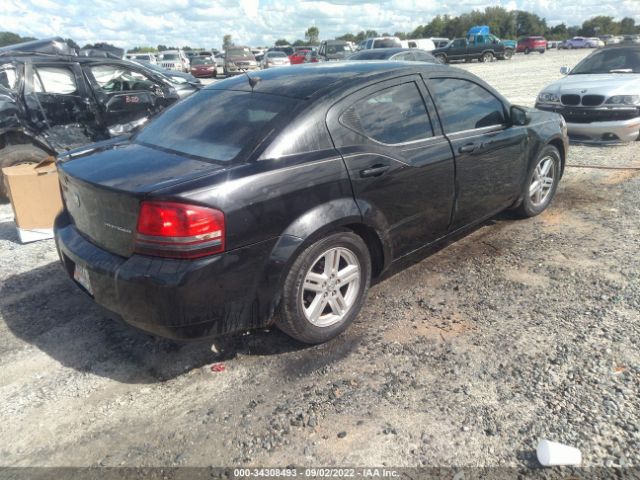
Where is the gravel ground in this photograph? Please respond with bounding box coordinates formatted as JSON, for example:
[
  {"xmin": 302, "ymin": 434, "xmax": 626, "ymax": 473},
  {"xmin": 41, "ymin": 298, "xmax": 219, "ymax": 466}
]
[{"xmin": 1, "ymin": 49, "xmax": 639, "ymax": 469}]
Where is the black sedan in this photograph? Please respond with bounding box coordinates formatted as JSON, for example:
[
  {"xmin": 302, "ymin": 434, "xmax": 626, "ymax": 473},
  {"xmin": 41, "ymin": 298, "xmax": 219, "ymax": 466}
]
[
  {"xmin": 347, "ymin": 47, "xmax": 439, "ymax": 63},
  {"xmin": 54, "ymin": 62, "xmax": 568, "ymax": 344}
]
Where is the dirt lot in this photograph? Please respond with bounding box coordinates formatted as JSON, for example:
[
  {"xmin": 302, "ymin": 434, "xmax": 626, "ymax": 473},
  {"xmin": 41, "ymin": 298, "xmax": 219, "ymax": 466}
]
[{"xmin": 1, "ymin": 49, "xmax": 639, "ymax": 469}]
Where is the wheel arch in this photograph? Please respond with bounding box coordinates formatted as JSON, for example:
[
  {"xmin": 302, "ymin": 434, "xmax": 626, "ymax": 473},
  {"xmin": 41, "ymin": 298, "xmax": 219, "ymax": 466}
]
[
  {"xmin": 547, "ymin": 136, "xmax": 566, "ymax": 174},
  {"xmin": 260, "ymin": 197, "xmax": 391, "ymax": 321},
  {"xmin": 268, "ymin": 197, "xmax": 390, "ymax": 279}
]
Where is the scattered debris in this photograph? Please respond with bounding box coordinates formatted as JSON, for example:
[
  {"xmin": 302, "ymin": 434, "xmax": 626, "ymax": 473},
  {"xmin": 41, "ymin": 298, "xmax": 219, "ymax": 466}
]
[
  {"xmin": 536, "ymin": 439, "xmax": 582, "ymax": 466},
  {"xmin": 337, "ymin": 431, "xmax": 347, "ymax": 439},
  {"xmin": 210, "ymin": 363, "xmax": 226, "ymax": 373}
]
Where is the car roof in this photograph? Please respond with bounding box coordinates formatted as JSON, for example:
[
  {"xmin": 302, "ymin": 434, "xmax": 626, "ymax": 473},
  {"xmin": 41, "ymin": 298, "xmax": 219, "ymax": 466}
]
[
  {"xmin": 602, "ymin": 43, "xmax": 640, "ymax": 50},
  {"xmin": 2, "ymin": 54, "xmax": 142, "ymax": 67},
  {"xmin": 205, "ymin": 61, "xmax": 452, "ymax": 99},
  {"xmin": 352, "ymin": 47, "xmax": 413, "ymax": 55}
]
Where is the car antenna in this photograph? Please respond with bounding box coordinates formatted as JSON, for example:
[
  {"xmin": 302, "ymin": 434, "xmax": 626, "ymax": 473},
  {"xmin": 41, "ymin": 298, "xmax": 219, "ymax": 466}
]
[{"xmin": 239, "ymin": 68, "xmax": 261, "ymax": 91}]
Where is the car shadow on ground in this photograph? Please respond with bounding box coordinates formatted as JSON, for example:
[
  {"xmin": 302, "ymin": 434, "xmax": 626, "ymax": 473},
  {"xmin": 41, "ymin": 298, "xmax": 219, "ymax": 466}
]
[{"xmin": 0, "ymin": 261, "xmax": 308, "ymax": 384}]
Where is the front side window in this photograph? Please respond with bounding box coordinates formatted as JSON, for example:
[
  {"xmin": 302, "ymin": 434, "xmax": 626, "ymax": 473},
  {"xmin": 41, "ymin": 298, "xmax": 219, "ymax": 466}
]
[
  {"xmin": 135, "ymin": 90, "xmax": 297, "ymax": 162},
  {"xmin": 89, "ymin": 65, "xmax": 156, "ymax": 93},
  {"xmin": 341, "ymin": 82, "xmax": 433, "ymax": 144},
  {"xmin": 429, "ymin": 78, "xmax": 505, "ymax": 133},
  {"xmin": 33, "ymin": 66, "xmax": 77, "ymax": 94}
]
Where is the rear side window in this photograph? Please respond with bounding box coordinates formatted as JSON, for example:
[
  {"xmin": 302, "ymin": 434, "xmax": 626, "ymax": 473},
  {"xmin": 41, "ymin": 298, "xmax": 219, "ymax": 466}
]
[
  {"xmin": 0, "ymin": 65, "xmax": 17, "ymax": 90},
  {"xmin": 429, "ymin": 78, "xmax": 505, "ymax": 133},
  {"xmin": 34, "ymin": 66, "xmax": 77, "ymax": 94},
  {"xmin": 135, "ymin": 90, "xmax": 297, "ymax": 162},
  {"xmin": 341, "ymin": 82, "xmax": 433, "ymax": 144}
]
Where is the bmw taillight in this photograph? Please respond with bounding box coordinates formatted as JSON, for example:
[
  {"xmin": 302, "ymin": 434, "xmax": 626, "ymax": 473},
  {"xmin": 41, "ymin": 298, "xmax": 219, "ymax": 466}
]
[{"xmin": 134, "ymin": 201, "xmax": 225, "ymax": 259}]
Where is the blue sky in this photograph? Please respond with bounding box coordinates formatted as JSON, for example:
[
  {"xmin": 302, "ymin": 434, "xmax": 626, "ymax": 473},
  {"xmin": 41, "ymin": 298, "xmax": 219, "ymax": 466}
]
[{"xmin": 3, "ymin": 0, "xmax": 639, "ymax": 49}]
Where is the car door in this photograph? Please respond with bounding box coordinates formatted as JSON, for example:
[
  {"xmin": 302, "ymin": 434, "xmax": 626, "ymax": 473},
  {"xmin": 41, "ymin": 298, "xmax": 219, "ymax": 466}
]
[
  {"xmin": 424, "ymin": 76, "xmax": 528, "ymax": 230},
  {"xmin": 22, "ymin": 61, "xmax": 98, "ymax": 149},
  {"xmin": 327, "ymin": 76, "xmax": 455, "ymax": 259},
  {"xmin": 448, "ymin": 39, "xmax": 468, "ymax": 61},
  {"xmin": 83, "ymin": 63, "xmax": 171, "ymax": 135},
  {"xmin": 468, "ymin": 35, "xmax": 486, "ymax": 59}
]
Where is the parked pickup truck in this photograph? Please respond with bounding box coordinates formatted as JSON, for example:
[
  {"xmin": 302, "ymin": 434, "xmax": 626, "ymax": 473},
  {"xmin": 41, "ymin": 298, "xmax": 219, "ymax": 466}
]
[{"xmin": 432, "ymin": 35, "xmax": 514, "ymax": 63}]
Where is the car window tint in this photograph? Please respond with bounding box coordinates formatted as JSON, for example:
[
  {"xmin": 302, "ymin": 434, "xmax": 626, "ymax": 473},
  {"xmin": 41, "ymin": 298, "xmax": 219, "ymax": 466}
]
[
  {"xmin": 392, "ymin": 52, "xmax": 413, "ymax": 61},
  {"xmin": 0, "ymin": 66, "xmax": 17, "ymax": 90},
  {"xmin": 429, "ymin": 78, "xmax": 505, "ymax": 133},
  {"xmin": 135, "ymin": 90, "xmax": 297, "ymax": 162},
  {"xmin": 342, "ymin": 82, "xmax": 433, "ymax": 144},
  {"xmin": 34, "ymin": 66, "xmax": 77, "ymax": 94},
  {"xmin": 414, "ymin": 51, "xmax": 434, "ymax": 62},
  {"xmin": 90, "ymin": 65, "xmax": 156, "ymax": 93}
]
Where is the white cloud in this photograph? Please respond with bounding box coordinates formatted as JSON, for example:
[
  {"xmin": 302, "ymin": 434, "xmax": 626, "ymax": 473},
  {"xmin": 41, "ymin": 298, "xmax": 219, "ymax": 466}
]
[{"xmin": 1, "ymin": 0, "xmax": 639, "ymax": 49}]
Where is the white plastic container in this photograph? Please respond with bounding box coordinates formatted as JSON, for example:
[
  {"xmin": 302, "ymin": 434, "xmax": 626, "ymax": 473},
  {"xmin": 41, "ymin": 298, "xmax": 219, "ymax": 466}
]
[{"xmin": 536, "ymin": 439, "xmax": 582, "ymax": 466}]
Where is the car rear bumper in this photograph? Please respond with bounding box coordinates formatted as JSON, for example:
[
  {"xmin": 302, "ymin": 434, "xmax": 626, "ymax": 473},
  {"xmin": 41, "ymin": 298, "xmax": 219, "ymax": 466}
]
[{"xmin": 54, "ymin": 212, "xmax": 280, "ymax": 340}]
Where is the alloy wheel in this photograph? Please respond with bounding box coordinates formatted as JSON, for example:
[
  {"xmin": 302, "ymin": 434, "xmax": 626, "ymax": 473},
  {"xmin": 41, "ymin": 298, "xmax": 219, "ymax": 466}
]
[
  {"xmin": 300, "ymin": 247, "xmax": 361, "ymax": 327},
  {"xmin": 529, "ymin": 156, "xmax": 555, "ymax": 207}
]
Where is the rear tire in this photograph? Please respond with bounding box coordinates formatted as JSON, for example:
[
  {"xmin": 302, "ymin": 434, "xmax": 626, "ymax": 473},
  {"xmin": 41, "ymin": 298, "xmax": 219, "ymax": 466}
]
[
  {"xmin": 481, "ymin": 51, "xmax": 494, "ymax": 62},
  {"xmin": 503, "ymin": 49, "xmax": 514, "ymax": 60},
  {"xmin": 0, "ymin": 144, "xmax": 49, "ymax": 199},
  {"xmin": 435, "ymin": 54, "xmax": 446, "ymax": 64},
  {"xmin": 513, "ymin": 145, "xmax": 561, "ymax": 218},
  {"xmin": 524, "ymin": 48, "xmax": 530, "ymax": 54},
  {"xmin": 276, "ymin": 232, "xmax": 371, "ymax": 344}
]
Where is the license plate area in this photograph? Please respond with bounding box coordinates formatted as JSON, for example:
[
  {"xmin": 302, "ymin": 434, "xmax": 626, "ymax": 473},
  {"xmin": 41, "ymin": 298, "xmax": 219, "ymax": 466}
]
[{"xmin": 73, "ymin": 263, "xmax": 94, "ymax": 296}]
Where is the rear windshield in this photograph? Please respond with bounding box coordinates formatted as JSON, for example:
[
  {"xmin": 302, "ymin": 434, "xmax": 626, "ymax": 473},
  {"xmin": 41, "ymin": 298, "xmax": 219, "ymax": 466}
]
[
  {"xmin": 227, "ymin": 48, "xmax": 253, "ymax": 58},
  {"xmin": 349, "ymin": 50, "xmax": 396, "ymax": 60},
  {"xmin": 373, "ymin": 39, "xmax": 401, "ymax": 48},
  {"xmin": 191, "ymin": 57, "xmax": 214, "ymax": 65},
  {"xmin": 135, "ymin": 90, "xmax": 297, "ymax": 162},
  {"xmin": 268, "ymin": 52, "xmax": 287, "ymax": 58},
  {"xmin": 326, "ymin": 44, "xmax": 351, "ymax": 54}
]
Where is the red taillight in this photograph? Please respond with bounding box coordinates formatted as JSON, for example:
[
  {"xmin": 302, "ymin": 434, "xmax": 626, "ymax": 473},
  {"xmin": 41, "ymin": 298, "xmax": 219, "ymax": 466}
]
[{"xmin": 134, "ymin": 201, "xmax": 225, "ymax": 259}]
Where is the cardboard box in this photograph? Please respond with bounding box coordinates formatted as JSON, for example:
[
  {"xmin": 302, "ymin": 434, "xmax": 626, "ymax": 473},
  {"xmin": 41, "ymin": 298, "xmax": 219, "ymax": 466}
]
[{"xmin": 2, "ymin": 158, "xmax": 63, "ymax": 243}]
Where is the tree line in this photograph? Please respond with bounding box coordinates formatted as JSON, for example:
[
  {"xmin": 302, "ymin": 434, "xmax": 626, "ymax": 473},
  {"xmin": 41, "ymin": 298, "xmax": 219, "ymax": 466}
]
[
  {"xmin": 1, "ymin": 9, "xmax": 638, "ymax": 51},
  {"xmin": 336, "ymin": 9, "xmax": 639, "ymax": 42}
]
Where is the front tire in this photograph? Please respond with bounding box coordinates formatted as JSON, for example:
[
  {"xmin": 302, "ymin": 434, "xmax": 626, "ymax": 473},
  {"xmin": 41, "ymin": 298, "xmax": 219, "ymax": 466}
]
[
  {"xmin": 513, "ymin": 145, "xmax": 561, "ymax": 218},
  {"xmin": 276, "ymin": 232, "xmax": 371, "ymax": 344}
]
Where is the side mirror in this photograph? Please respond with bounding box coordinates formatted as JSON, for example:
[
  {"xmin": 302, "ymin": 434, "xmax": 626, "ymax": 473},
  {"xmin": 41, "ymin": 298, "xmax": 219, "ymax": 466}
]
[
  {"xmin": 560, "ymin": 65, "xmax": 571, "ymax": 75},
  {"xmin": 511, "ymin": 105, "xmax": 530, "ymax": 126}
]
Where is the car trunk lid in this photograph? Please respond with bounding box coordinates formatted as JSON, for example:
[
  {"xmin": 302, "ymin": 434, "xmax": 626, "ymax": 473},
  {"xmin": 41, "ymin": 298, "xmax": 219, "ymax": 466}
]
[{"xmin": 58, "ymin": 142, "xmax": 225, "ymax": 257}]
